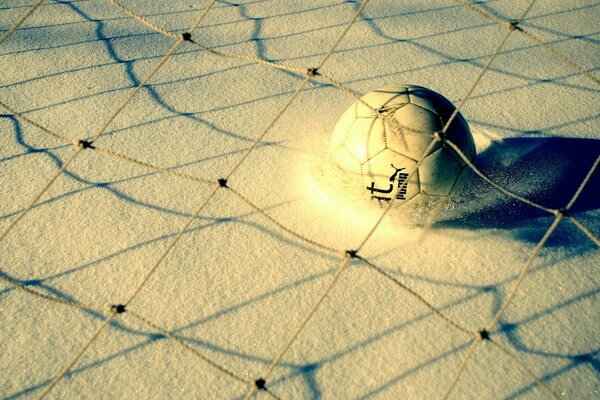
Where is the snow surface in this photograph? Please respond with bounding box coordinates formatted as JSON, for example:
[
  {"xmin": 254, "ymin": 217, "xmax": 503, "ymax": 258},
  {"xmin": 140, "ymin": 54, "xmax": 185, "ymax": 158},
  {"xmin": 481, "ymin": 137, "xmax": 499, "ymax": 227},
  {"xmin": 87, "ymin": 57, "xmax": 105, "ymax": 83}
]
[{"xmin": 0, "ymin": 0, "xmax": 598, "ymax": 399}]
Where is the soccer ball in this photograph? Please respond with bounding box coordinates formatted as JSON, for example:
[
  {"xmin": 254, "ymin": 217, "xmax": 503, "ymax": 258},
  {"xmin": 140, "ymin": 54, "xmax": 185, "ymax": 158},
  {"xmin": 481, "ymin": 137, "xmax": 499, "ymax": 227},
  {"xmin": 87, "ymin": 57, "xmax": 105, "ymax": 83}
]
[{"xmin": 330, "ymin": 84, "xmax": 476, "ymax": 210}]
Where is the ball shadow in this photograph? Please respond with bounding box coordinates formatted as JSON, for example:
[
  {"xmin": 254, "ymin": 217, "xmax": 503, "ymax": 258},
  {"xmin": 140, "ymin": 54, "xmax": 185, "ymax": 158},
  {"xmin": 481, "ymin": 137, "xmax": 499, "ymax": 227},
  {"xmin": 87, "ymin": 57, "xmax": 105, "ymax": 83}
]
[{"xmin": 440, "ymin": 136, "xmax": 600, "ymax": 247}]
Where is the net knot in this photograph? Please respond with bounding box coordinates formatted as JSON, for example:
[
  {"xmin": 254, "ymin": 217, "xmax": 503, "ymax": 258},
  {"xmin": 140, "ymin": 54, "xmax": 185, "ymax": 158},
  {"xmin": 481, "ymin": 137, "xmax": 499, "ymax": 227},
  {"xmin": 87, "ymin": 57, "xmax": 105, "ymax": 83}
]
[
  {"xmin": 478, "ymin": 329, "xmax": 490, "ymax": 340},
  {"xmin": 217, "ymin": 178, "xmax": 228, "ymax": 188},
  {"xmin": 306, "ymin": 67, "xmax": 320, "ymax": 77},
  {"xmin": 376, "ymin": 106, "xmax": 387, "ymax": 115},
  {"xmin": 345, "ymin": 249, "xmax": 358, "ymax": 258},
  {"xmin": 181, "ymin": 32, "xmax": 193, "ymax": 41},
  {"xmin": 78, "ymin": 139, "xmax": 95, "ymax": 149},
  {"xmin": 111, "ymin": 304, "xmax": 127, "ymax": 314},
  {"xmin": 555, "ymin": 208, "xmax": 569, "ymax": 217},
  {"xmin": 507, "ymin": 20, "xmax": 521, "ymax": 31},
  {"xmin": 433, "ymin": 131, "xmax": 446, "ymax": 143},
  {"xmin": 254, "ymin": 378, "xmax": 266, "ymax": 390}
]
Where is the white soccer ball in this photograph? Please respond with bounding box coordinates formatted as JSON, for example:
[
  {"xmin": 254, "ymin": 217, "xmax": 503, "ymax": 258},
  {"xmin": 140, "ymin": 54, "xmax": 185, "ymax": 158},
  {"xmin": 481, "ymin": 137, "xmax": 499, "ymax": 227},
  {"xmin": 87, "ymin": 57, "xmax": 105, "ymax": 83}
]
[{"xmin": 330, "ymin": 84, "xmax": 476, "ymax": 211}]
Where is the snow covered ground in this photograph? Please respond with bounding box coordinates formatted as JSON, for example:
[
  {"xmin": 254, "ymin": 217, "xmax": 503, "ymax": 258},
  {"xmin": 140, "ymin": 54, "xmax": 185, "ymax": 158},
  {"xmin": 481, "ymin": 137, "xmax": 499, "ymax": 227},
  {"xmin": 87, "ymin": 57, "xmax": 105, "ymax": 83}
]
[{"xmin": 1, "ymin": 1, "xmax": 598, "ymax": 399}]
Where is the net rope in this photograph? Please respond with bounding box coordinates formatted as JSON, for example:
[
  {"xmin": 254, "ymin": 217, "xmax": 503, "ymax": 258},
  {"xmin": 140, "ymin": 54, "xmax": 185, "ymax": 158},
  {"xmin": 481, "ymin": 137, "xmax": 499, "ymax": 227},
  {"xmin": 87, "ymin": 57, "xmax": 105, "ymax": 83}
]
[{"xmin": 0, "ymin": 0, "xmax": 598, "ymax": 398}]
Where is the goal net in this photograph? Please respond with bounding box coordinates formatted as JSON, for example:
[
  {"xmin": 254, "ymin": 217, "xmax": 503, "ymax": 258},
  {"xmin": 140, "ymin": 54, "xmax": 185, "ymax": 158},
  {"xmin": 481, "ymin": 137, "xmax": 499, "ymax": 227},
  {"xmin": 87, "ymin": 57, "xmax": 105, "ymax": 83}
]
[{"xmin": 1, "ymin": 1, "xmax": 598, "ymax": 399}]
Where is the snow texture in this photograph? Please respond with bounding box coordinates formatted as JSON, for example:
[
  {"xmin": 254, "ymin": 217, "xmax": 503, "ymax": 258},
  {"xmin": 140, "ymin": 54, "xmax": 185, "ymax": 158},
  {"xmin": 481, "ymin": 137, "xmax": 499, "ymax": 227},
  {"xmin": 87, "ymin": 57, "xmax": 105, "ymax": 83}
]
[{"xmin": 0, "ymin": 1, "xmax": 598, "ymax": 399}]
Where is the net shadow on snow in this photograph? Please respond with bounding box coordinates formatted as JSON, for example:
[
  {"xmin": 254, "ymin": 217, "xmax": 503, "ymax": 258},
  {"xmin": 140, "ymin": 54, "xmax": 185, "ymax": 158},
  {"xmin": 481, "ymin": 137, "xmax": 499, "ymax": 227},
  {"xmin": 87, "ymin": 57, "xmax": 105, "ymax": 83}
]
[
  {"xmin": 346, "ymin": 0, "xmax": 598, "ymax": 94},
  {"xmin": 0, "ymin": 268, "xmax": 334, "ymax": 400},
  {"xmin": 5, "ymin": 0, "xmax": 592, "ymax": 161},
  {"xmin": 497, "ymin": 291, "xmax": 600, "ymax": 400},
  {"xmin": 0, "ymin": 268, "xmax": 472, "ymax": 400},
  {"xmin": 56, "ymin": 0, "xmax": 259, "ymax": 144},
  {"xmin": 1, "ymin": 1, "xmax": 599, "ymax": 399},
  {"xmin": 4, "ymin": 251, "xmax": 594, "ymax": 399},
  {"xmin": 441, "ymin": 137, "xmax": 600, "ymax": 248},
  {"xmin": 1, "ymin": 0, "xmax": 276, "ymax": 144},
  {"xmin": 0, "ymin": 113, "xmax": 280, "ymax": 226},
  {"xmin": 9, "ymin": 0, "xmax": 588, "ymax": 130}
]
